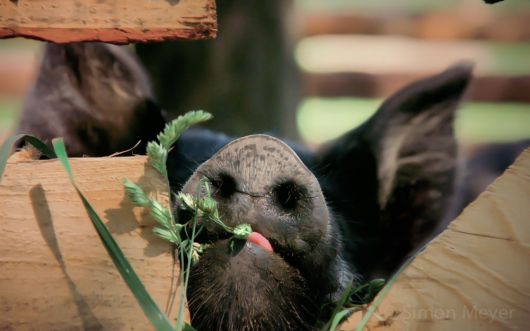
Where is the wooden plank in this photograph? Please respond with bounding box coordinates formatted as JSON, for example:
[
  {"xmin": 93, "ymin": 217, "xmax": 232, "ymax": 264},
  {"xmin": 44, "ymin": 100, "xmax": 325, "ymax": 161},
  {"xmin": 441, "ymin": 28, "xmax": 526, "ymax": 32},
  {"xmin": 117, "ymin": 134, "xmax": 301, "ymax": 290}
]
[
  {"xmin": 342, "ymin": 148, "xmax": 530, "ymax": 330},
  {"xmin": 301, "ymin": 12, "xmax": 530, "ymax": 42},
  {"xmin": 3, "ymin": 51, "xmax": 530, "ymax": 103},
  {"xmin": 0, "ymin": 154, "xmax": 184, "ymax": 330},
  {"xmin": 0, "ymin": 0, "xmax": 217, "ymax": 44},
  {"xmin": 303, "ymin": 72, "xmax": 530, "ymax": 103}
]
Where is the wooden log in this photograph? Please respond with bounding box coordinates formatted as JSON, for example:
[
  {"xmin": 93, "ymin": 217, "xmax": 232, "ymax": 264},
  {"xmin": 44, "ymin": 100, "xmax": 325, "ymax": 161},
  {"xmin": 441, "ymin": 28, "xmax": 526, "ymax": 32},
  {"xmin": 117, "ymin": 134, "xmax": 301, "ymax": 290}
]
[
  {"xmin": 303, "ymin": 72, "xmax": 530, "ymax": 103},
  {"xmin": 342, "ymin": 148, "xmax": 530, "ymax": 330},
  {"xmin": 0, "ymin": 154, "xmax": 184, "ymax": 330},
  {"xmin": 300, "ymin": 12, "xmax": 530, "ymax": 42},
  {"xmin": 0, "ymin": 0, "xmax": 217, "ymax": 44}
]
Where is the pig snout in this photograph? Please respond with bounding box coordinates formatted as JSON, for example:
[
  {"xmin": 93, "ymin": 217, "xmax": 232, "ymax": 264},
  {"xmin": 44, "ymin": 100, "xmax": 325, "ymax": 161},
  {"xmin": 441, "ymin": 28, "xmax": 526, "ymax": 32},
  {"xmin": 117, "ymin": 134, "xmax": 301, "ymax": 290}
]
[
  {"xmin": 179, "ymin": 135, "xmax": 337, "ymax": 331},
  {"xmin": 178, "ymin": 134, "xmax": 330, "ymax": 253}
]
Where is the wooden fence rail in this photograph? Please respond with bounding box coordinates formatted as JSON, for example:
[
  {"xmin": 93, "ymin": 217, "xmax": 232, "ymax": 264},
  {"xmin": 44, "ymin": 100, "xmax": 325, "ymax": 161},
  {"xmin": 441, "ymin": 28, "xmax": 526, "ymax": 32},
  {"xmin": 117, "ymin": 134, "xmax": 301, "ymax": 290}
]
[
  {"xmin": 303, "ymin": 72, "xmax": 530, "ymax": 103},
  {"xmin": 300, "ymin": 12, "xmax": 530, "ymax": 42},
  {"xmin": 0, "ymin": 0, "xmax": 217, "ymax": 43},
  {"xmin": 0, "ymin": 154, "xmax": 183, "ymax": 330}
]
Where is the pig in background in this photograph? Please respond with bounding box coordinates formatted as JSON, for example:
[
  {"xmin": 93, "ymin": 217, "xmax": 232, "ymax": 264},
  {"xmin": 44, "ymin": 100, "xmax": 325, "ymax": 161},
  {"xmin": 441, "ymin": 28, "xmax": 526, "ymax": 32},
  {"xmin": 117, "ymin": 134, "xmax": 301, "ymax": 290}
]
[
  {"xmin": 14, "ymin": 42, "xmax": 490, "ymax": 330},
  {"xmin": 448, "ymin": 138, "xmax": 530, "ymax": 219}
]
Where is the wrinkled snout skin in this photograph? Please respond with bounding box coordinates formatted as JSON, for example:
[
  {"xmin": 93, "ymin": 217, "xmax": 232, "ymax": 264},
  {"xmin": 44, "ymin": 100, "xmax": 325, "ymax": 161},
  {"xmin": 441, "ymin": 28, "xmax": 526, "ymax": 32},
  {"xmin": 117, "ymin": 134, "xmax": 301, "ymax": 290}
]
[
  {"xmin": 181, "ymin": 135, "xmax": 330, "ymax": 252},
  {"xmin": 180, "ymin": 135, "xmax": 348, "ymax": 331}
]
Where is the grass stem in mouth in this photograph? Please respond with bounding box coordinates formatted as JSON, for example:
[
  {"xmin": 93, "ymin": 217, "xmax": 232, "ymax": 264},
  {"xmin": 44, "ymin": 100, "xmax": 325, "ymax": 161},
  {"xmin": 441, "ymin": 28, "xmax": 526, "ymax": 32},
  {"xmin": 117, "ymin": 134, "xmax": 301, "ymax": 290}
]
[{"xmin": 125, "ymin": 111, "xmax": 255, "ymax": 330}]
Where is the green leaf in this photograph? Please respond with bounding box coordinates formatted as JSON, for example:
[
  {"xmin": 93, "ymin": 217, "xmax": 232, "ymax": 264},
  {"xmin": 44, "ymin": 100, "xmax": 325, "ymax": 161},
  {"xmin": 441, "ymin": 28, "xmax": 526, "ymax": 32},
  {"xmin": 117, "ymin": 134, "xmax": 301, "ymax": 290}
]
[
  {"xmin": 355, "ymin": 259, "xmax": 413, "ymax": 331},
  {"xmin": 328, "ymin": 308, "xmax": 354, "ymax": 331},
  {"xmin": 149, "ymin": 199, "xmax": 173, "ymax": 228},
  {"xmin": 183, "ymin": 323, "xmax": 197, "ymax": 331},
  {"xmin": 157, "ymin": 111, "xmax": 213, "ymax": 150},
  {"xmin": 123, "ymin": 178, "xmax": 150, "ymax": 207},
  {"xmin": 322, "ymin": 277, "xmax": 387, "ymax": 331},
  {"xmin": 233, "ymin": 224, "xmax": 252, "ymax": 240},
  {"xmin": 176, "ymin": 192, "xmax": 196, "ymax": 210},
  {"xmin": 153, "ymin": 227, "xmax": 179, "ymax": 243},
  {"xmin": 146, "ymin": 141, "xmax": 168, "ymax": 178},
  {"xmin": 365, "ymin": 278, "xmax": 385, "ymax": 303},
  {"xmin": 198, "ymin": 197, "xmax": 217, "ymax": 215},
  {"xmin": 51, "ymin": 138, "xmax": 175, "ymax": 331},
  {"xmin": 321, "ymin": 282, "xmax": 354, "ymax": 331},
  {"xmin": 0, "ymin": 134, "xmax": 56, "ymax": 184}
]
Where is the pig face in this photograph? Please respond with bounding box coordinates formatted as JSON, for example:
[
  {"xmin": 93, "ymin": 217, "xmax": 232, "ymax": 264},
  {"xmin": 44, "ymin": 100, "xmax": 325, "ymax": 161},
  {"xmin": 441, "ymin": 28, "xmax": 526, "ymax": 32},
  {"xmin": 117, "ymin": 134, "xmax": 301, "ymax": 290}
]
[
  {"xmin": 179, "ymin": 135, "xmax": 345, "ymax": 330},
  {"xmin": 18, "ymin": 43, "xmax": 472, "ymax": 330}
]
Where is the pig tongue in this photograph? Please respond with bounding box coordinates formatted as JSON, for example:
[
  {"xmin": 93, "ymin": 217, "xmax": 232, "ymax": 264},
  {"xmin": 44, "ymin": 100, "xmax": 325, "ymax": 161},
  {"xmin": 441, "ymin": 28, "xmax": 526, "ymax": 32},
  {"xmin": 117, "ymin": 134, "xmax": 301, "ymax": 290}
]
[{"xmin": 247, "ymin": 232, "xmax": 273, "ymax": 253}]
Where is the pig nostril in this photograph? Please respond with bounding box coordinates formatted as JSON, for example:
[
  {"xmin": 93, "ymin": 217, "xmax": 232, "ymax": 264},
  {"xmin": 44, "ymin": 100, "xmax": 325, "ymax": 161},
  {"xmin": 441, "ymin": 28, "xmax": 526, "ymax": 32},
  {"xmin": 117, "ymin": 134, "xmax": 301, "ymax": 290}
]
[
  {"xmin": 273, "ymin": 181, "xmax": 302, "ymax": 211},
  {"xmin": 211, "ymin": 173, "xmax": 237, "ymax": 199}
]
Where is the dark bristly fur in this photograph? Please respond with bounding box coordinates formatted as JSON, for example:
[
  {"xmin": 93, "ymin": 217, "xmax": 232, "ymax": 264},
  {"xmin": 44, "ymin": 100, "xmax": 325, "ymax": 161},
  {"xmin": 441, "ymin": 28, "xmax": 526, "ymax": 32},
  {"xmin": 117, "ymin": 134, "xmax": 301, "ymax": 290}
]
[
  {"xmin": 18, "ymin": 43, "xmax": 473, "ymax": 330},
  {"xmin": 17, "ymin": 43, "xmax": 165, "ymax": 156},
  {"xmin": 188, "ymin": 240, "xmax": 315, "ymax": 331},
  {"xmin": 178, "ymin": 135, "xmax": 345, "ymax": 330},
  {"xmin": 315, "ymin": 64, "xmax": 472, "ymax": 279}
]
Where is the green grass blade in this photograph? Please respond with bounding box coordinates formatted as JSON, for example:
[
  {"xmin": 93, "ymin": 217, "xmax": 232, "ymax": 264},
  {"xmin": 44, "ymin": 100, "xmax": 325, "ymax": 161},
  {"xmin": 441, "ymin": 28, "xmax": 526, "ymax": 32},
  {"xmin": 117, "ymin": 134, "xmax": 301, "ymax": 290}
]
[
  {"xmin": 183, "ymin": 323, "xmax": 197, "ymax": 331},
  {"xmin": 322, "ymin": 282, "xmax": 353, "ymax": 331},
  {"xmin": 354, "ymin": 258, "xmax": 413, "ymax": 331},
  {"xmin": 329, "ymin": 308, "xmax": 354, "ymax": 331},
  {"xmin": 157, "ymin": 111, "xmax": 213, "ymax": 150},
  {"xmin": 51, "ymin": 138, "xmax": 175, "ymax": 331},
  {"xmin": 0, "ymin": 134, "xmax": 56, "ymax": 184}
]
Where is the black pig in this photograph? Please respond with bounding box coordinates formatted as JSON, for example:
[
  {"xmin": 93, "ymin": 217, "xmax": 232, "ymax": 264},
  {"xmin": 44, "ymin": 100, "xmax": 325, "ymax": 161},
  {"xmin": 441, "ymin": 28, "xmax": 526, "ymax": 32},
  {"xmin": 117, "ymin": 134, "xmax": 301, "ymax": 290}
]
[
  {"xmin": 17, "ymin": 43, "xmax": 472, "ymax": 330},
  {"xmin": 17, "ymin": 43, "xmax": 165, "ymax": 156}
]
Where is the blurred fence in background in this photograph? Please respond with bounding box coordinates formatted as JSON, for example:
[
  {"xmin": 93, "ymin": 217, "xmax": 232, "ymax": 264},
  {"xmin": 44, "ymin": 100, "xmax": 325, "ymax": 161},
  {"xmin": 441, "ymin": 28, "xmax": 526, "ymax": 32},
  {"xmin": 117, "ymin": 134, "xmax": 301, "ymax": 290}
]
[
  {"xmin": 294, "ymin": 0, "xmax": 530, "ymax": 146},
  {"xmin": 0, "ymin": 0, "xmax": 529, "ymax": 148}
]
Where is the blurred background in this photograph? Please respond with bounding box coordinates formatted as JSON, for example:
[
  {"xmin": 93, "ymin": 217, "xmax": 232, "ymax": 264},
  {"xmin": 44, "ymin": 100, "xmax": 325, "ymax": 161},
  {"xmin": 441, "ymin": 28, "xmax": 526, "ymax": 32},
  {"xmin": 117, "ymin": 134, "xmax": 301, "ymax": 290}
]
[
  {"xmin": 295, "ymin": 0, "xmax": 530, "ymax": 147},
  {"xmin": 1, "ymin": 0, "xmax": 529, "ymax": 207}
]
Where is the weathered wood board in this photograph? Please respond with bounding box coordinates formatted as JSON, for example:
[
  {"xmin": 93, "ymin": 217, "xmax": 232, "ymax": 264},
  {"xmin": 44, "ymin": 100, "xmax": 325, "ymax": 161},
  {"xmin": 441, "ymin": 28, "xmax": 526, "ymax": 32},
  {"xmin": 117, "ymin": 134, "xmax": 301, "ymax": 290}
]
[
  {"xmin": 0, "ymin": 154, "xmax": 184, "ymax": 330},
  {"xmin": 0, "ymin": 0, "xmax": 217, "ymax": 44},
  {"xmin": 301, "ymin": 13, "xmax": 530, "ymax": 42},
  {"xmin": 342, "ymin": 148, "xmax": 530, "ymax": 330}
]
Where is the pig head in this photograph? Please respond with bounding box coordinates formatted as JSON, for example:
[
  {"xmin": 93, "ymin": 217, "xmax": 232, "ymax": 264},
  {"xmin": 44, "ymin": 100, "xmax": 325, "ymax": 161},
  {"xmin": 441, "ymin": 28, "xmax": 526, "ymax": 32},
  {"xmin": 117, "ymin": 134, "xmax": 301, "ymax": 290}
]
[
  {"xmin": 169, "ymin": 64, "xmax": 472, "ymax": 330},
  {"xmin": 17, "ymin": 43, "xmax": 473, "ymax": 330},
  {"xmin": 180, "ymin": 135, "xmax": 346, "ymax": 330}
]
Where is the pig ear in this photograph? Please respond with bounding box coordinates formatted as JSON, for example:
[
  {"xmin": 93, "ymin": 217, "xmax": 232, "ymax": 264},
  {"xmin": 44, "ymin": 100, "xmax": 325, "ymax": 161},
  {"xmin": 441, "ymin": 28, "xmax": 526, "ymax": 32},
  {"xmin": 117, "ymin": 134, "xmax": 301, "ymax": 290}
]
[
  {"xmin": 368, "ymin": 63, "xmax": 472, "ymax": 209},
  {"xmin": 316, "ymin": 63, "xmax": 473, "ymax": 278}
]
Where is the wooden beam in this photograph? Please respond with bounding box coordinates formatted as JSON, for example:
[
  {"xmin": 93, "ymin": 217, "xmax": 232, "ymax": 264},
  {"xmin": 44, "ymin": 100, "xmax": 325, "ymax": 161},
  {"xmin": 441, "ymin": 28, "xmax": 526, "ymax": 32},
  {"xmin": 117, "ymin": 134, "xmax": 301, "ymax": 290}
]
[
  {"xmin": 303, "ymin": 72, "xmax": 530, "ymax": 103},
  {"xmin": 0, "ymin": 0, "xmax": 217, "ymax": 44},
  {"xmin": 301, "ymin": 12, "xmax": 530, "ymax": 42},
  {"xmin": 342, "ymin": 148, "xmax": 530, "ymax": 330},
  {"xmin": 0, "ymin": 154, "xmax": 185, "ymax": 329}
]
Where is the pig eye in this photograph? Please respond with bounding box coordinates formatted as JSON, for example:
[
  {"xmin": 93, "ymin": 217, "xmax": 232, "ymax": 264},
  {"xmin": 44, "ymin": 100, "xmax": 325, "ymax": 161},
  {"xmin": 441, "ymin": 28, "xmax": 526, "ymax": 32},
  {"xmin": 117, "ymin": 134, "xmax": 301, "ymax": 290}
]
[
  {"xmin": 273, "ymin": 181, "xmax": 303, "ymax": 211},
  {"xmin": 210, "ymin": 173, "xmax": 237, "ymax": 199}
]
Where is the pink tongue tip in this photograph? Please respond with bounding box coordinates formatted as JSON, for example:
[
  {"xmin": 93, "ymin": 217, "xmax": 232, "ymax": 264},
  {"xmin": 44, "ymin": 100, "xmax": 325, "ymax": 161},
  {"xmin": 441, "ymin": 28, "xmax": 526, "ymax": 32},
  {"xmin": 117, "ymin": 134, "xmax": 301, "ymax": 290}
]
[{"xmin": 248, "ymin": 232, "xmax": 273, "ymax": 253}]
